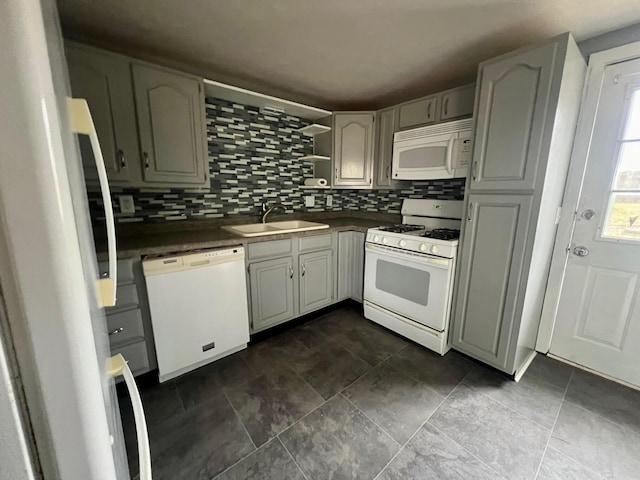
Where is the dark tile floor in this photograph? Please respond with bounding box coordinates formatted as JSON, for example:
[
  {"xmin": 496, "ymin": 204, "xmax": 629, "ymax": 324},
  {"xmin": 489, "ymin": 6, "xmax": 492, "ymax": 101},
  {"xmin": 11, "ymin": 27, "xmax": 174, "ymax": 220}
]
[{"xmin": 120, "ymin": 304, "xmax": 640, "ymax": 480}]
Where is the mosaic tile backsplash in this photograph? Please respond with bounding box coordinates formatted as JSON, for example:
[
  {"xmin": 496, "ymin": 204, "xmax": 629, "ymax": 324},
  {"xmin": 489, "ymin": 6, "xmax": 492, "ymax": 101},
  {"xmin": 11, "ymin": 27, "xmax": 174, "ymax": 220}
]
[{"xmin": 89, "ymin": 97, "xmax": 466, "ymax": 223}]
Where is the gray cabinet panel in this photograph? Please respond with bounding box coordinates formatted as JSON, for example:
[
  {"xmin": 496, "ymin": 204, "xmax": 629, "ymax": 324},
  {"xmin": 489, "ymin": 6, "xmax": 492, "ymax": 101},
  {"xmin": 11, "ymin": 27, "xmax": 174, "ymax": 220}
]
[
  {"xmin": 351, "ymin": 232, "xmax": 365, "ymax": 302},
  {"xmin": 247, "ymin": 239, "xmax": 293, "ymax": 260},
  {"xmin": 398, "ymin": 96, "xmax": 437, "ymax": 129},
  {"xmin": 440, "ymin": 84, "xmax": 476, "ymax": 121},
  {"xmin": 452, "ymin": 194, "xmax": 532, "ymax": 369},
  {"xmin": 299, "ymin": 250, "xmax": 333, "ymax": 315},
  {"xmin": 470, "ymin": 42, "xmax": 558, "ymax": 192},
  {"xmin": 249, "ymin": 256, "xmax": 295, "ymax": 332},
  {"xmin": 66, "ymin": 44, "xmax": 138, "ymax": 183},
  {"xmin": 374, "ymin": 107, "xmax": 398, "ymax": 189},
  {"xmin": 299, "ymin": 233, "xmax": 332, "ymax": 253},
  {"xmin": 132, "ymin": 64, "xmax": 208, "ymax": 186},
  {"xmin": 337, "ymin": 231, "xmax": 365, "ymax": 302},
  {"xmin": 333, "ymin": 113, "xmax": 375, "ymax": 187}
]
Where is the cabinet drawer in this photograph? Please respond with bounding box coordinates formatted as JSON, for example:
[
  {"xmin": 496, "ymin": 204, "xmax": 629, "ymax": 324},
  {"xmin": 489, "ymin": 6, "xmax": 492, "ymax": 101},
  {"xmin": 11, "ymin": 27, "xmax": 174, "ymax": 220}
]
[
  {"xmin": 108, "ymin": 283, "xmax": 139, "ymax": 311},
  {"xmin": 247, "ymin": 239, "xmax": 293, "ymax": 260},
  {"xmin": 112, "ymin": 341, "xmax": 150, "ymax": 375},
  {"xmin": 299, "ymin": 233, "xmax": 332, "ymax": 253},
  {"xmin": 98, "ymin": 258, "xmax": 135, "ymax": 284},
  {"xmin": 107, "ymin": 308, "xmax": 145, "ymax": 348}
]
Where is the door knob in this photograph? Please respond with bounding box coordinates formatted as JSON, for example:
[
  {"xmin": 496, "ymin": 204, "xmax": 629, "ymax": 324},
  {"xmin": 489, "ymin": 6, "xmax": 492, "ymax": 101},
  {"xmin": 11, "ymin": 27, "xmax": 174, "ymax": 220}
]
[
  {"xmin": 581, "ymin": 209, "xmax": 596, "ymax": 220},
  {"xmin": 573, "ymin": 246, "xmax": 589, "ymax": 257}
]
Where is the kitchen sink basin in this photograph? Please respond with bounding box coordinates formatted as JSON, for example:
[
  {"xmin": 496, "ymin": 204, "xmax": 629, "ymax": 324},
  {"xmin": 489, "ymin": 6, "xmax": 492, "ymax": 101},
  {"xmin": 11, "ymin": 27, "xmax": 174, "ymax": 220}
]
[{"xmin": 222, "ymin": 220, "xmax": 329, "ymax": 237}]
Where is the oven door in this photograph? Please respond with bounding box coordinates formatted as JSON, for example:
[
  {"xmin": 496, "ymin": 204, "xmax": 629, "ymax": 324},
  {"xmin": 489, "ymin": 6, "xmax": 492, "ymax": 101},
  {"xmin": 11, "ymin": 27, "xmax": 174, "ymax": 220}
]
[
  {"xmin": 364, "ymin": 243, "xmax": 453, "ymax": 331},
  {"xmin": 392, "ymin": 132, "xmax": 457, "ymax": 180}
]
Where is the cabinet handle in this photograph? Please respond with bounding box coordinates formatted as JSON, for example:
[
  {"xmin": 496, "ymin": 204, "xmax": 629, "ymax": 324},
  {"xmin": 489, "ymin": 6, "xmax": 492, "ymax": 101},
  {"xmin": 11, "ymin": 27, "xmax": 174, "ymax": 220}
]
[
  {"xmin": 144, "ymin": 151, "xmax": 150, "ymax": 169},
  {"xmin": 109, "ymin": 327, "xmax": 124, "ymax": 336},
  {"xmin": 467, "ymin": 202, "xmax": 474, "ymax": 222},
  {"xmin": 386, "ymin": 165, "xmax": 390, "ymax": 179},
  {"xmin": 289, "ymin": 265, "xmax": 294, "ymax": 279},
  {"xmin": 118, "ymin": 149, "xmax": 126, "ymax": 168},
  {"xmin": 427, "ymin": 102, "xmax": 432, "ymax": 120},
  {"xmin": 472, "ymin": 161, "xmax": 478, "ymax": 181},
  {"xmin": 301, "ymin": 264, "xmax": 306, "ymax": 276},
  {"xmin": 444, "ymin": 98, "xmax": 449, "ymax": 117}
]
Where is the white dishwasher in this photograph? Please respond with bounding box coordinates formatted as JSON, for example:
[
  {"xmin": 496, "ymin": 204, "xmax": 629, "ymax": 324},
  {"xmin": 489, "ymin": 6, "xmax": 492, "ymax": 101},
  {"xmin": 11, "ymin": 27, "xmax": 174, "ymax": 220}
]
[{"xmin": 143, "ymin": 246, "xmax": 250, "ymax": 382}]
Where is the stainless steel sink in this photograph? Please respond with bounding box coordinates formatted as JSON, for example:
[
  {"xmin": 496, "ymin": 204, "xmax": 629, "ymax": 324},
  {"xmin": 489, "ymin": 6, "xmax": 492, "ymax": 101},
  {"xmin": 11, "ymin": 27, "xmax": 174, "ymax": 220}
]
[{"xmin": 222, "ymin": 220, "xmax": 329, "ymax": 237}]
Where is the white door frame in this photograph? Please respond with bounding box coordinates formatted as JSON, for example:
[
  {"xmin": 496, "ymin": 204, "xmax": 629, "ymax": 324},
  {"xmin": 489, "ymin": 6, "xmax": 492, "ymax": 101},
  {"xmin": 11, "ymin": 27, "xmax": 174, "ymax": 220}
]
[{"xmin": 536, "ymin": 40, "xmax": 640, "ymax": 352}]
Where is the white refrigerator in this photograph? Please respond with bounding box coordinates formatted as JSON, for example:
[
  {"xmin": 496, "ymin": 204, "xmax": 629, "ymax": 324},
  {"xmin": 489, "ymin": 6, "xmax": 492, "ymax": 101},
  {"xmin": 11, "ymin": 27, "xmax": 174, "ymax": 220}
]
[{"xmin": 0, "ymin": 1, "xmax": 150, "ymax": 479}]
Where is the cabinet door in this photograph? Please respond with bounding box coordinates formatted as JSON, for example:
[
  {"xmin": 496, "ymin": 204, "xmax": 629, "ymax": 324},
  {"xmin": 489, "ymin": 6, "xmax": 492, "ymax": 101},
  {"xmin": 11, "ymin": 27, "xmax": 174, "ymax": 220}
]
[
  {"xmin": 398, "ymin": 96, "xmax": 438, "ymax": 129},
  {"xmin": 351, "ymin": 232, "xmax": 365, "ymax": 302},
  {"xmin": 451, "ymin": 194, "xmax": 533, "ymax": 371},
  {"xmin": 66, "ymin": 44, "xmax": 138, "ymax": 183},
  {"xmin": 132, "ymin": 64, "xmax": 208, "ymax": 186},
  {"xmin": 374, "ymin": 108, "xmax": 398, "ymax": 189},
  {"xmin": 333, "ymin": 113, "xmax": 375, "ymax": 187},
  {"xmin": 249, "ymin": 257, "xmax": 295, "ymax": 332},
  {"xmin": 299, "ymin": 250, "xmax": 333, "ymax": 315},
  {"xmin": 337, "ymin": 232, "xmax": 353, "ymax": 301},
  {"xmin": 469, "ymin": 42, "xmax": 559, "ymax": 192},
  {"xmin": 440, "ymin": 84, "xmax": 476, "ymax": 121}
]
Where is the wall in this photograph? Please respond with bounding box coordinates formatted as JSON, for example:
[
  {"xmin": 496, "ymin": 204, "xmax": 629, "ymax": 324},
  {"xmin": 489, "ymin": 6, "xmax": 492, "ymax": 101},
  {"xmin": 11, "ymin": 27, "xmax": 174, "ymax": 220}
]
[{"xmin": 90, "ymin": 97, "xmax": 465, "ymax": 223}]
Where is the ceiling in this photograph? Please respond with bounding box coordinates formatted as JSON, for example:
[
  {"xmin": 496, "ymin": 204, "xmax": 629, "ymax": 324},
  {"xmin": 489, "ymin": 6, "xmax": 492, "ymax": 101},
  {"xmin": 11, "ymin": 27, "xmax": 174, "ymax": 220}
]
[{"xmin": 56, "ymin": 0, "xmax": 640, "ymax": 110}]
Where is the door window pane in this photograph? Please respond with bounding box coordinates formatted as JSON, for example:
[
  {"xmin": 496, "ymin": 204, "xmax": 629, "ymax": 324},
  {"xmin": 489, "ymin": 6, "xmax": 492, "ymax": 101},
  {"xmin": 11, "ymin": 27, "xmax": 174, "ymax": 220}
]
[
  {"xmin": 613, "ymin": 141, "xmax": 640, "ymax": 190},
  {"xmin": 603, "ymin": 192, "xmax": 640, "ymax": 240},
  {"xmin": 623, "ymin": 89, "xmax": 640, "ymax": 140}
]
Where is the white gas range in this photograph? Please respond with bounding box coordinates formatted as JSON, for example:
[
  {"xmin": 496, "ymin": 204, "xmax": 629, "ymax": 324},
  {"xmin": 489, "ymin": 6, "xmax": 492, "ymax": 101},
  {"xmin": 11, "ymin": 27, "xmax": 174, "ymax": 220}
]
[{"xmin": 363, "ymin": 199, "xmax": 463, "ymax": 355}]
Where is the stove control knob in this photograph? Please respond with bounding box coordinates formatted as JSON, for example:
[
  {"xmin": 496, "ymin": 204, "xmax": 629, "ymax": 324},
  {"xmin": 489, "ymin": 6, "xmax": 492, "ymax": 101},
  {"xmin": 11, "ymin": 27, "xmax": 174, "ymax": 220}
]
[
  {"xmin": 373, "ymin": 235, "xmax": 381, "ymax": 242},
  {"xmin": 430, "ymin": 245, "xmax": 439, "ymax": 254},
  {"xmin": 382, "ymin": 237, "xmax": 388, "ymax": 244},
  {"xmin": 399, "ymin": 239, "xmax": 407, "ymax": 247},
  {"xmin": 419, "ymin": 243, "xmax": 428, "ymax": 252}
]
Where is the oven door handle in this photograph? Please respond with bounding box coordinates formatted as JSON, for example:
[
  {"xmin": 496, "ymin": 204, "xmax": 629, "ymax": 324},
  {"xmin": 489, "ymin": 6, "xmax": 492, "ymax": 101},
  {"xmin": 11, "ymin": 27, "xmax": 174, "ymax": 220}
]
[
  {"xmin": 445, "ymin": 135, "xmax": 455, "ymax": 176},
  {"xmin": 365, "ymin": 243, "xmax": 451, "ymax": 269}
]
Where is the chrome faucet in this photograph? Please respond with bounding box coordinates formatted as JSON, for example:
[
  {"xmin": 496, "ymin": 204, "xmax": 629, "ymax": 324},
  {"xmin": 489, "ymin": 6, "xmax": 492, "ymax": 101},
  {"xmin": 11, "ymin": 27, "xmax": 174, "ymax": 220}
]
[{"xmin": 261, "ymin": 202, "xmax": 286, "ymax": 223}]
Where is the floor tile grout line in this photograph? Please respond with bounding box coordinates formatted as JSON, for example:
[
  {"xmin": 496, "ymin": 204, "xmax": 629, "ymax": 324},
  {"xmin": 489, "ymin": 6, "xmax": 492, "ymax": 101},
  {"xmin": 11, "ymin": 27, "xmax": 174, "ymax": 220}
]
[
  {"xmin": 379, "ymin": 357, "xmax": 450, "ymax": 400},
  {"xmin": 209, "ymin": 438, "xmax": 276, "ymax": 480},
  {"xmin": 277, "ymin": 436, "xmax": 310, "ymax": 480},
  {"xmin": 372, "ymin": 377, "xmax": 461, "ymax": 480},
  {"xmin": 560, "ymin": 395, "xmax": 640, "ymax": 438},
  {"xmin": 339, "ymin": 393, "xmax": 403, "ymax": 449},
  {"xmin": 544, "ymin": 445, "xmax": 607, "ymax": 480},
  {"xmin": 427, "ymin": 422, "xmax": 508, "ymax": 479},
  {"xmin": 222, "ymin": 389, "xmax": 258, "ymax": 451},
  {"xmin": 533, "ymin": 369, "xmax": 573, "ymax": 480}
]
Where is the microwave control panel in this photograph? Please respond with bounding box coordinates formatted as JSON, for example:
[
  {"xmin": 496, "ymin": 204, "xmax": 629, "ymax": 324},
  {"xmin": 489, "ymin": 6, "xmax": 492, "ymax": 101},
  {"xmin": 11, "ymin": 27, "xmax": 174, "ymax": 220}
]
[{"xmin": 456, "ymin": 138, "xmax": 473, "ymax": 167}]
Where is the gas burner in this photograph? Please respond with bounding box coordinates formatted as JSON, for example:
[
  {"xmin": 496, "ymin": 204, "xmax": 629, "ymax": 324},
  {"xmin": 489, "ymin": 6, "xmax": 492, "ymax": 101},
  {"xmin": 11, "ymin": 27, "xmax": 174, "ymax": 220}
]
[
  {"xmin": 378, "ymin": 224, "xmax": 424, "ymax": 234},
  {"xmin": 422, "ymin": 228, "xmax": 460, "ymax": 240}
]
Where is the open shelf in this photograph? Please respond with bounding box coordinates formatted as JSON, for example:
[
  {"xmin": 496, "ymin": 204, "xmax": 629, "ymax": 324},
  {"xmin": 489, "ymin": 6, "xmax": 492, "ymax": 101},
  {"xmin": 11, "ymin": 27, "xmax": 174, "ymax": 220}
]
[
  {"xmin": 297, "ymin": 124, "xmax": 332, "ymax": 136},
  {"xmin": 299, "ymin": 155, "xmax": 331, "ymax": 162}
]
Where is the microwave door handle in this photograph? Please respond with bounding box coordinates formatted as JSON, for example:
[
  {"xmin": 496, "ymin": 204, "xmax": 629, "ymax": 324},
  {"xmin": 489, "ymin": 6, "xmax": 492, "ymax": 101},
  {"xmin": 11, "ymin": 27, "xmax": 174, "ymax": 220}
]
[{"xmin": 445, "ymin": 135, "xmax": 455, "ymax": 176}]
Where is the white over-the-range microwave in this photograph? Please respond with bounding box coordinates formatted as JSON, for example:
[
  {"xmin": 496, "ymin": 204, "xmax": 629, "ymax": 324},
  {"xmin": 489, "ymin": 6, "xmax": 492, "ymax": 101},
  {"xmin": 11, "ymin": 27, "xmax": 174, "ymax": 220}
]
[{"xmin": 392, "ymin": 118, "xmax": 473, "ymax": 180}]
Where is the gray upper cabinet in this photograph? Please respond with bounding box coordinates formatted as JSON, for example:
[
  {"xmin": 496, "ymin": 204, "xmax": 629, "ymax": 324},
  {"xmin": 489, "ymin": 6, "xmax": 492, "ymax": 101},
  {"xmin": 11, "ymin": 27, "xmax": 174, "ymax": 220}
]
[
  {"xmin": 132, "ymin": 64, "xmax": 208, "ymax": 186},
  {"xmin": 299, "ymin": 250, "xmax": 333, "ymax": 315},
  {"xmin": 452, "ymin": 194, "xmax": 532, "ymax": 370},
  {"xmin": 398, "ymin": 96, "xmax": 438, "ymax": 129},
  {"xmin": 66, "ymin": 43, "xmax": 138, "ymax": 184},
  {"xmin": 333, "ymin": 112, "xmax": 375, "ymax": 188},
  {"xmin": 373, "ymin": 107, "xmax": 399, "ymax": 189},
  {"xmin": 249, "ymin": 256, "xmax": 295, "ymax": 332},
  {"xmin": 469, "ymin": 42, "xmax": 558, "ymax": 192},
  {"xmin": 440, "ymin": 84, "xmax": 476, "ymax": 121}
]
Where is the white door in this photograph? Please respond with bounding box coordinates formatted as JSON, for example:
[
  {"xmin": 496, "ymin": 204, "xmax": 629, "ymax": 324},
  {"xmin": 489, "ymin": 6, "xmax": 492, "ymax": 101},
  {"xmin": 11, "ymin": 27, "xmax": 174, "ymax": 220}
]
[{"xmin": 550, "ymin": 57, "xmax": 640, "ymax": 387}]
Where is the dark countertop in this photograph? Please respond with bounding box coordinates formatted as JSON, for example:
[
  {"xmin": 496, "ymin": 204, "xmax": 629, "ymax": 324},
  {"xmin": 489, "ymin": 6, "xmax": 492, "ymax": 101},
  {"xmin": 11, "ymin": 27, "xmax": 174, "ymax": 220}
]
[{"xmin": 96, "ymin": 212, "xmax": 399, "ymax": 260}]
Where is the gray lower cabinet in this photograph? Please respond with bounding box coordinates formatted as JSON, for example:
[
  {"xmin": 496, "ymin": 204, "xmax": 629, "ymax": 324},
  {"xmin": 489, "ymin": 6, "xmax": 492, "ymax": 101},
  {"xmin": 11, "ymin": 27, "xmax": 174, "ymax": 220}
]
[
  {"xmin": 337, "ymin": 231, "xmax": 365, "ymax": 302},
  {"xmin": 132, "ymin": 64, "xmax": 208, "ymax": 186},
  {"xmin": 333, "ymin": 112, "xmax": 375, "ymax": 188},
  {"xmin": 66, "ymin": 43, "xmax": 138, "ymax": 184},
  {"xmin": 101, "ymin": 257, "xmax": 157, "ymax": 377},
  {"xmin": 452, "ymin": 33, "xmax": 586, "ymax": 375},
  {"xmin": 248, "ymin": 256, "xmax": 296, "ymax": 331},
  {"xmin": 299, "ymin": 250, "xmax": 333, "ymax": 315},
  {"xmin": 451, "ymin": 194, "xmax": 533, "ymax": 369}
]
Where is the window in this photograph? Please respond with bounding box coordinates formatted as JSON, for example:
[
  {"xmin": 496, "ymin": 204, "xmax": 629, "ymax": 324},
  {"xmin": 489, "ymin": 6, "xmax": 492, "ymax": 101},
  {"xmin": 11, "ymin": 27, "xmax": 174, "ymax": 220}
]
[{"xmin": 602, "ymin": 89, "xmax": 640, "ymax": 241}]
